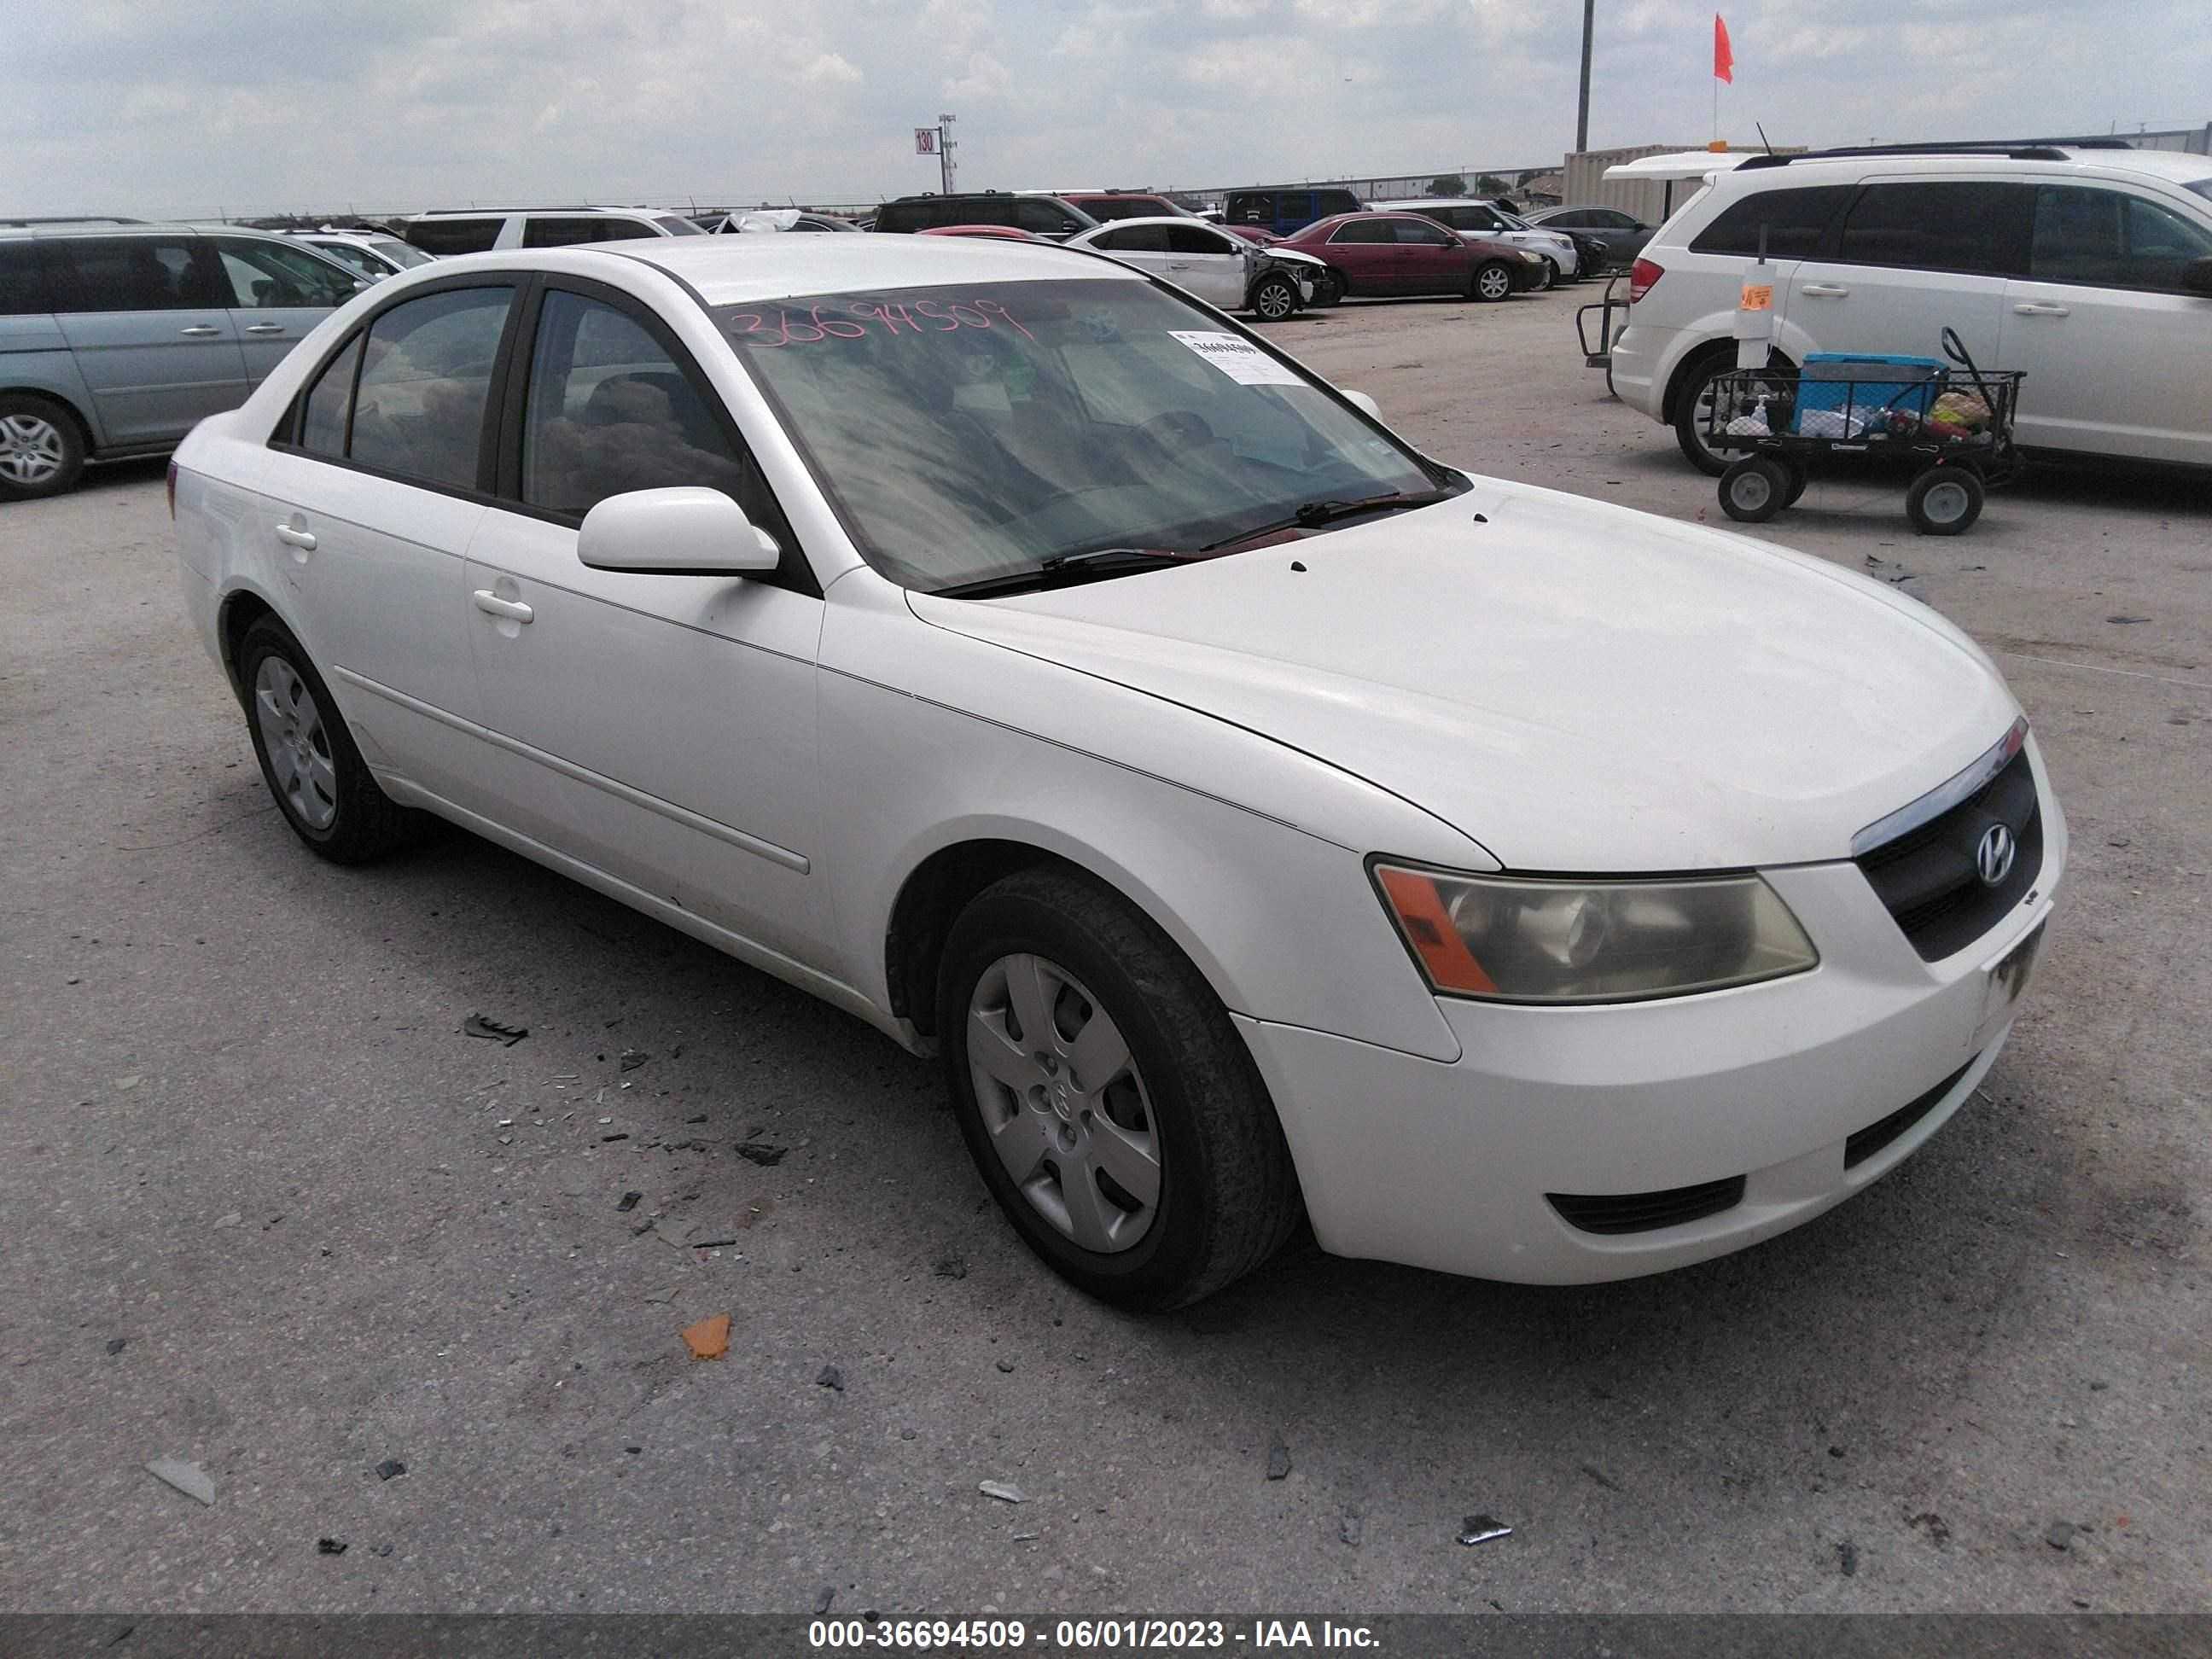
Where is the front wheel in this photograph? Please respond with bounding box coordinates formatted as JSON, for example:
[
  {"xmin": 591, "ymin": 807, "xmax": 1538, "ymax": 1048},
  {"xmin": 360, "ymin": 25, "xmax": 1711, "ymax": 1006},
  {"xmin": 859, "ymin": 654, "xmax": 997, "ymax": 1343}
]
[
  {"xmin": 239, "ymin": 617, "xmax": 430, "ymax": 864},
  {"xmin": 1471, "ymin": 261, "xmax": 1515, "ymax": 303},
  {"xmin": 1906, "ymin": 466, "xmax": 1985, "ymax": 536},
  {"xmin": 1719, "ymin": 455, "xmax": 1791, "ymax": 522},
  {"xmin": 1531, "ymin": 259, "xmax": 1557, "ymax": 292},
  {"xmin": 938, "ymin": 868, "xmax": 1302, "ymax": 1310},
  {"xmin": 1248, "ymin": 273, "xmax": 1299, "ymax": 321}
]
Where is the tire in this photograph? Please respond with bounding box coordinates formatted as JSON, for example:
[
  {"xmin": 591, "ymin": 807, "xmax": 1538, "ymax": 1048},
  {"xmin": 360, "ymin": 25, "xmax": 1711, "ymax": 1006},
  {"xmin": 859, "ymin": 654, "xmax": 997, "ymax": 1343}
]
[
  {"xmin": 1783, "ymin": 458, "xmax": 1811, "ymax": 507},
  {"xmin": 1248, "ymin": 274, "xmax": 1299, "ymax": 322},
  {"xmin": 937, "ymin": 867, "xmax": 1302, "ymax": 1311},
  {"xmin": 0, "ymin": 393, "xmax": 87, "ymax": 499},
  {"xmin": 238, "ymin": 616, "xmax": 428, "ymax": 864},
  {"xmin": 1719, "ymin": 456, "xmax": 1791, "ymax": 523},
  {"xmin": 1532, "ymin": 259, "xmax": 1558, "ymax": 292},
  {"xmin": 1906, "ymin": 466, "xmax": 1984, "ymax": 536},
  {"xmin": 1674, "ymin": 351, "xmax": 1792, "ymax": 477},
  {"xmin": 1471, "ymin": 261, "xmax": 1515, "ymax": 303}
]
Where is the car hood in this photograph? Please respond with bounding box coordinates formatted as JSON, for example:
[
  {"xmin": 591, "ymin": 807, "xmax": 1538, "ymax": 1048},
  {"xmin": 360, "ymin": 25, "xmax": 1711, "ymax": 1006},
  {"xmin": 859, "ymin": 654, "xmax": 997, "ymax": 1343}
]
[{"xmin": 907, "ymin": 481, "xmax": 2019, "ymax": 871}]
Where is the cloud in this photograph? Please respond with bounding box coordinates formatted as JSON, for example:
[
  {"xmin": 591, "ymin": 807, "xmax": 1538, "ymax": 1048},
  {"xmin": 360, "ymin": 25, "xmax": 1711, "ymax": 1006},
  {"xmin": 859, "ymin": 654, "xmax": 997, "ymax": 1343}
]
[{"xmin": 3, "ymin": 0, "xmax": 2205, "ymax": 217}]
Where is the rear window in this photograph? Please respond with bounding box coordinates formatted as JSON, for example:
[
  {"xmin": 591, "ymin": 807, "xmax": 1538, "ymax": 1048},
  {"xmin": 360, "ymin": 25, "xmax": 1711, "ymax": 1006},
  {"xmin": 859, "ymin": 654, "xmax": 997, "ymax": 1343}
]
[
  {"xmin": 1689, "ymin": 185, "xmax": 1852, "ymax": 258},
  {"xmin": 1225, "ymin": 193, "xmax": 1277, "ymax": 225},
  {"xmin": 1834, "ymin": 182, "xmax": 2033, "ymax": 276},
  {"xmin": 2186, "ymin": 178, "xmax": 2212, "ymax": 204},
  {"xmin": 0, "ymin": 241, "xmax": 50, "ymax": 314},
  {"xmin": 655, "ymin": 216, "xmax": 705, "ymax": 236},
  {"xmin": 1316, "ymin": 191, "xmax": 1362, "ymax": 218},
  {"xmin": 404, "ymin": 218, "xmax": 504, "ymax": 256}
]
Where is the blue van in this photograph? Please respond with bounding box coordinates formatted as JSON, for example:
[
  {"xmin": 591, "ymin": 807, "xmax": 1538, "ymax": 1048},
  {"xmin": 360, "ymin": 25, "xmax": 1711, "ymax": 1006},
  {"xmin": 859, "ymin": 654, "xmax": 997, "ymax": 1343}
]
[
  {"xmin": 1224, "ymin": 186, "xmax": 1365, "ymax": 237},
  {"xmin": 1, "ymin": 224, "xmax": 363, "ymax": 498}
]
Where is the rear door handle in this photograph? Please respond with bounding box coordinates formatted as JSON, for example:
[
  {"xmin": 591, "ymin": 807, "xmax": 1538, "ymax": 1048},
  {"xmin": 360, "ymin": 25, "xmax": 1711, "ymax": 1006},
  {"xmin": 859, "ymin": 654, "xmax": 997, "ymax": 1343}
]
[
  {"xmin": 244, "ymin": 323, "xmax": 288, "ymax": 335},
  {"xmin": 179, "ymin": 324, "xmax": 223, "ymax": 337},
  {"xmin": 473, "ymin": 590, "xmax": 534, "ymax": 624},
  {"xmin": 273, "ymin": 522, "xmax": 317, "ymax": 551},
  {"xmin": 1800, "ymin": 283, "xmax": 1850, "ymax": 297},
  {"xmin": 2013, "ymin": 302, "xmax": 2070, "ymax": 317}
]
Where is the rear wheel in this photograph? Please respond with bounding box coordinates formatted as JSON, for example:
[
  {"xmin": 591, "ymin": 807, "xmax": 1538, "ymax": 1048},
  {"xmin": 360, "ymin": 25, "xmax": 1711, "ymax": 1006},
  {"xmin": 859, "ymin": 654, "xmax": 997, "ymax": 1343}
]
[
  {"xmin": 1248, "ymin": 273, "xmax": 1299, "ymax": 321},
  {"xmin": 1471, "ymin": 261, "xmax": 1515, "ymax": 303},
  {"xmin": 937, "ymin": 867, "xmax": 1302, "ymax": 1310},
  {"xmin": 1906, "ymin": 466, "xmax": 1984, "ymax": 535},
  {"xmin": 239, "ymin": 617, "xmax": 429, "ymax": 863},
  {"xmin": 1675, "ymin": 351, "xmax": 1792, "ymax": 476},
  {"xmin": 0, "ymin": 394, "xmax": 85, "ymax": 499},
  {"xmin": 1719, "ymin": 456, "xmax": 1790, "ymax": 522}
]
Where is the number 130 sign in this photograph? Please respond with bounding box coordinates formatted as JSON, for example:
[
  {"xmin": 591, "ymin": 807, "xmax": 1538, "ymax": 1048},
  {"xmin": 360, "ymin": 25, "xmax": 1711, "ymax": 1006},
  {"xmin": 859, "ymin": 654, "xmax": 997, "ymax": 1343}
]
[{"xmin": 915, "ymin": 127, "xmax": 937, "ymax": 155}]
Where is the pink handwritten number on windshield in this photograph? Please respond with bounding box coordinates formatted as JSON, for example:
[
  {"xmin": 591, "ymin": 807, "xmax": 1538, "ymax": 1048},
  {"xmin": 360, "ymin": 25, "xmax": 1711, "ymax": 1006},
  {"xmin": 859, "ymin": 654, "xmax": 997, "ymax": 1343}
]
[{"xmin": 727, "ymin": 299, "xmax": 1033, "ymax": 346}]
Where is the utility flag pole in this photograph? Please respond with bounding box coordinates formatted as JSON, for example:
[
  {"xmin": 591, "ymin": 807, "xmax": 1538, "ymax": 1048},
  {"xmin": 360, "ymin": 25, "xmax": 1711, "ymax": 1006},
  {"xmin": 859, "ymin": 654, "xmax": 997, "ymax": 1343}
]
[
  {"xmin": 1711, "ymin": 15, "xmax": 1733, "ymax": 148},
  {"xmin": 916, "ymin": 118, "xmax": 957, "ymax": 194},
  {"xmin": 1575, "ymin": 0, "xmax": 1595, "ymax": 153}
]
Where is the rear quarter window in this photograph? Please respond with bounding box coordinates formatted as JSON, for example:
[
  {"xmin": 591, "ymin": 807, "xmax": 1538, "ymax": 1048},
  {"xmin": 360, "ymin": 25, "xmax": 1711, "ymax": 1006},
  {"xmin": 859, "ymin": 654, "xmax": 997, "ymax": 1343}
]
[{"xmin": 1688, "ymin": 184, "xmax": 1853, "ymax": 258}]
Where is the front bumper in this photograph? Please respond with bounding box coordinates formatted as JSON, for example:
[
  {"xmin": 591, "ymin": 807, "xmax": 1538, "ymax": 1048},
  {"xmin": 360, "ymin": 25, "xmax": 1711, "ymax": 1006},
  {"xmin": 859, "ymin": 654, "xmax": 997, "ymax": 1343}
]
[{"xmin": 1238, "ymin": 748, "xmax": 2067, "ymax": 1284}]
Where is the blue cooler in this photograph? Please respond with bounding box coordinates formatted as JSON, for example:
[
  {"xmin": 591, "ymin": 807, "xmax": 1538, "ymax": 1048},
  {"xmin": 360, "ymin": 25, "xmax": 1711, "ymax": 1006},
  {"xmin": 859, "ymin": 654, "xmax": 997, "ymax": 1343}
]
[{"xmin": 1793, "ymin": 352, "xmax": 1942, "ymax": 436}]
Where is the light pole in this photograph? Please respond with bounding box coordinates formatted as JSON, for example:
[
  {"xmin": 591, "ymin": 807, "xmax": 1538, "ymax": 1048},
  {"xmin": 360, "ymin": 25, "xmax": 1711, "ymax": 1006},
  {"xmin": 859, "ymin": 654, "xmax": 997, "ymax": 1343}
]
[
  {"xmin": 938, "ymin": 113, "xmax": 958, "ymax": 195},
  {"xmin": 1575, "ymin": 0, "xmax": 1595, "ymax": 154}
]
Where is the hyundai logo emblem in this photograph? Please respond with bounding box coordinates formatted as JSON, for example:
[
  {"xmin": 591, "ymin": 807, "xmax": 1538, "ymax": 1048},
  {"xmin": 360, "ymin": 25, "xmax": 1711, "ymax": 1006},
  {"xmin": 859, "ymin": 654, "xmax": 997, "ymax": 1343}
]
[{"xmin": 1976, "ymin": 824, "xmax": 2017, "ymax": 888}]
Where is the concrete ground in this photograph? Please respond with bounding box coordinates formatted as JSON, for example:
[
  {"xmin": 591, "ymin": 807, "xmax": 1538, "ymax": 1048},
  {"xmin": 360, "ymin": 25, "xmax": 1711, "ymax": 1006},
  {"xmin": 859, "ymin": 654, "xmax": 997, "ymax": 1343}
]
[{"xmin": 3, "ymin": 286, "xmax": 2207, "ymax": 1616}]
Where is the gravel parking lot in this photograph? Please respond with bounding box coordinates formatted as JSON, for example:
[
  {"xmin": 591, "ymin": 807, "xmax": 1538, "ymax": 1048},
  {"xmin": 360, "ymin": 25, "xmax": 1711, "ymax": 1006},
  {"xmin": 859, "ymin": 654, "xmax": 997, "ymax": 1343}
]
[{"xmin": 5, "ymin": 285, "xmax": 2207, "ymax": 1616}]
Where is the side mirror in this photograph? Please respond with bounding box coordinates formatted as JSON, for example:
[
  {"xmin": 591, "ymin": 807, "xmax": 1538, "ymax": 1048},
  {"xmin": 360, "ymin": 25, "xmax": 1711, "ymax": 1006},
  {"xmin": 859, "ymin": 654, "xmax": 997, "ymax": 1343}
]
[
  {"xmin": 2183, "ymin": 256, "xmax": 2212, "ymax": 297},
  {"xmin": 578, "ymin": 487, "xmax": 780, "ymax": 576},
  {"xmin": 1342, "ymin": 389, "xmax": 1381, "ymax": 419}
]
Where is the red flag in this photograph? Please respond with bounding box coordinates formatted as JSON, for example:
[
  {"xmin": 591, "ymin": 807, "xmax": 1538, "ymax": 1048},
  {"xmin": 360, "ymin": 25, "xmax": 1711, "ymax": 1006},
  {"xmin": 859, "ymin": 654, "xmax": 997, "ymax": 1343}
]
[{"xmin": 1714, "ymin": 14, "xmax": 1735, "ymax": 83}]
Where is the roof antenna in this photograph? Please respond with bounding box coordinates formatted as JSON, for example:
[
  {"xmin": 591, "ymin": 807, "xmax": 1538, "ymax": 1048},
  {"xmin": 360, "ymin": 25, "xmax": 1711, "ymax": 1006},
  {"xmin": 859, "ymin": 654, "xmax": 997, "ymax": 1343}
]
[{"xmin": 1755, "ymin": 121, "xmax": 1777, "ymax": 156}]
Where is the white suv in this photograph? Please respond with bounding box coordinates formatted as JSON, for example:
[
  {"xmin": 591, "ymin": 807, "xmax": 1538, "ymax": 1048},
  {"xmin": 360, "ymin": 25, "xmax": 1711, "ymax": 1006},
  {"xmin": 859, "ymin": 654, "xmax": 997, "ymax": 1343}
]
[
  {"xmin": 1609, "ymin": 143, "xmax": 2212, "ymax": 472},
  {"xmin": 397, "ymin": 207, "xmax": 706, "ymax": 257}
]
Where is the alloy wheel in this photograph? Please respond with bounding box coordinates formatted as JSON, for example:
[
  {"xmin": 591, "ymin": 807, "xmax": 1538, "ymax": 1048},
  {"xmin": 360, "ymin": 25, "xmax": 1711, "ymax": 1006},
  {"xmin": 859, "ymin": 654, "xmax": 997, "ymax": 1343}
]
[
  {"xmin": 966, "ymin": 952, "xmax": 1163, "ymax": 1254},
  {"xmin": 0, "ymin": 414, "xmax": 65, "ymax": 487},
  {"xmin": 253, "ymin": 656, "xmax": 340, "ymax": 831},
  {"xmin": 1477, "ymin": 266, "xmax": 1512, "ymax": 301}
]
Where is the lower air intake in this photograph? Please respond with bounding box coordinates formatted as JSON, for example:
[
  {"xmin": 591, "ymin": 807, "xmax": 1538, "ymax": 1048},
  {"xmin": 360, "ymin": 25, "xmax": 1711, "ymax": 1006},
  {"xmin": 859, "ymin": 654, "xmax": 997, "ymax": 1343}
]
[{"xmin": 1547, "ymin": 1174, "xmax": 1747, "ymax": 1236}]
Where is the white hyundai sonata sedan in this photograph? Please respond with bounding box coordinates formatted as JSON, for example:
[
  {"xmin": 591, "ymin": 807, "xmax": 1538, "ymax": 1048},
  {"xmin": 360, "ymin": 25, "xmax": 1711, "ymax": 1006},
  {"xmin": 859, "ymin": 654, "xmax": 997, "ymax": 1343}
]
[{"xmin": 170, "ymin": 235, "xmax": 2064, "ymax": 1307}]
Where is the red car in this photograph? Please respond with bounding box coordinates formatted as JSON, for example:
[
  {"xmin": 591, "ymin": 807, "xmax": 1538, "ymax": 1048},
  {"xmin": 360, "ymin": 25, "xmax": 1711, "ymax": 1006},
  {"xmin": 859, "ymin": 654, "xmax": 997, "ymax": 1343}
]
[{"xmin": 1278, "ymin": 212, "xmax": 1533, "ymax": 306}]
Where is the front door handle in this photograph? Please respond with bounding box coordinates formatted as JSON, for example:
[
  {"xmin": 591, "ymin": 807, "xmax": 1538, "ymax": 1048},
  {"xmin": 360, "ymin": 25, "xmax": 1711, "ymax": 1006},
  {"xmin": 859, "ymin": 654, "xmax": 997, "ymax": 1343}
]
[
  {"xmin": 244, "ymin": 323, "xmax": 288, "ymax": 335},
  {"xmin": 1800, "ymin": 282, "xmax": 1850, "ymax": 297},
  {"xmin": 473, "ymin": 590, "xmax": 534, "ymax": 624},
  {"xmin": 273, "ymin": 522, "xmax": 317, "ymax": 551},
  {"xmin": 2013, "ymin": 302, "xmax": 2070, "ymax": 317},
  {"xmin": 179, "ymin": 324, "xmax": 223, "ymax": 337}
]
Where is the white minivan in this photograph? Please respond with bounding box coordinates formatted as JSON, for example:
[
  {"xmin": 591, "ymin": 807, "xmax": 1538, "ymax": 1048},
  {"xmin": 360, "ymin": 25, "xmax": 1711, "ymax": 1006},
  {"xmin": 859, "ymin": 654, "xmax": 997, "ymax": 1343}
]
[{"xmin": 1609, "ymin": 143, "xmax": 2212, "ymax": 472}]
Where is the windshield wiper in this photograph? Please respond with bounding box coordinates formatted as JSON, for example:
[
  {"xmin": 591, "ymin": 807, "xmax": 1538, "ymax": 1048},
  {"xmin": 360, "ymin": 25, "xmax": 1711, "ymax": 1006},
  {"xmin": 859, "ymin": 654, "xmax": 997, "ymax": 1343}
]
[
  {"xmin": 1197, "ymin": 488, "xmax": 1455, "ymax": 553},
  {"xmin": 935, "ymin": 546, "xmax": 1201, "ymax": 600}
]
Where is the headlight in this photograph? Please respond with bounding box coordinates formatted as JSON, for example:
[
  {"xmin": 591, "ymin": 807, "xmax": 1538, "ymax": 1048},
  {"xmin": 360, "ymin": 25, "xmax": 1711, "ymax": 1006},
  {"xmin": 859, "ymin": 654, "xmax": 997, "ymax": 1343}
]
[{"xmin": 1372, "ymin": 864, "xmax": 1818, "ymax": 1004}]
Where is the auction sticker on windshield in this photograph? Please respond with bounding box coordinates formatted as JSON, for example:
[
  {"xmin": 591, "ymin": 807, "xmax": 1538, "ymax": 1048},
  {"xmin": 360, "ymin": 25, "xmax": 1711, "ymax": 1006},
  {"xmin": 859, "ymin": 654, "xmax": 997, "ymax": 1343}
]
[{"xmin": 1167, "ymin": 331, "xmax": 1304, "ymax": 387}]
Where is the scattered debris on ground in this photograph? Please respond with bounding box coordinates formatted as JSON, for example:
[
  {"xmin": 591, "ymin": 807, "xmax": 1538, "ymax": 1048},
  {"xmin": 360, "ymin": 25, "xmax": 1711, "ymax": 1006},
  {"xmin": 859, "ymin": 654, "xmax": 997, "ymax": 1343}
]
[
  {"xmin": 736, "ymin": 1144, "xmax": 789, "ymax": 1167},
  {"xmin": 816, "ymin": 1365, "xmax": 845, "ymax": 1392},
  {"xmin": 616, "ymin": 1191, "xmax": 642, "ymax": 1212},
  {"xmin": 1340, "ymin": 1506, "xmax": 1364, "ymax": 1547},
  {"xmin": 620, "ymin": 1049, "xmax": 649, "ymax": 1071},
  {"xmin": 996, "ymin": 1359, "xmax": 1016, "ymax": 1374},
  {"xmin": 105, "ymin": 1338, "xmax": 126, "ymax": 1356},
  {"xmin": 212, "ymin": 1213, "xmax": 242, "ymax": 1230},
  {"xmin": 1838, "ymin": 1540, "xmax": 1860, "ymax": 1576},
  {"xmin": 144, "ymin": 1458, "xmax": 215, "ymax": 1506},
  {"xmin": 1458, "ymin": 1514, "xmax": 1512, "ymax": 1546},
  {"xmin": 979, "ymin": 1481, "xmax": 1025, "ymax": 1504},
  {"xmin": 1580, "ymin": 1463, "xmax": 1621, "ymax": 1491},
  {"xmin": 375, "ymin": 1459, "xmax": 406, "ymax": 1481},
  {"xmin": 681, "ymin": 1313, "xmax": 731, "ymax": 1360},
  {"xmin": 317, "ymin": 1537, "xmax": 348, "ymax": 1556},
  {"xmin": 814, "ymin": 1587, "xmax": 836, "ymax": 1615},
  {"xmin": 1266, "ymin": 1434, "xmax": 1291, "ymax": 1481},
  {"xmin": 461, "ymin": 1014, "xmax": 529, "ymax": 1046},
  {"xmin": 934, "ymin": 1255, "xmax": 968, "ymax": 1279},
  {"xmin": 2046, "ymin": 1521, "xmax": 2081, "ymax": 1551},
  {"xmin": 1908, "ymin": 1511, "xmax": 1952, "ymax": 1547}
]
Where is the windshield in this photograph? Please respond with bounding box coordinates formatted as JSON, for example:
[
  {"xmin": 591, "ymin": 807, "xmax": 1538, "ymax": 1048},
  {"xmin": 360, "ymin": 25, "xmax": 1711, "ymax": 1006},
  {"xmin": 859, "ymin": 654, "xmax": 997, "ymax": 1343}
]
[
  {"xmin": 656, "ymin": 215, "xmax": 707, "ymax": 236},
  {"xmin": 311, "ymin": 241, "xmax": 387, "ymax": 280},
  {"xmin": 713, "ymin": 278, "xmax": 1449, "ymax": 593},
  {"xmin": 2187, "ymin": 178, "xmax": 2212, "ymax": 204}
]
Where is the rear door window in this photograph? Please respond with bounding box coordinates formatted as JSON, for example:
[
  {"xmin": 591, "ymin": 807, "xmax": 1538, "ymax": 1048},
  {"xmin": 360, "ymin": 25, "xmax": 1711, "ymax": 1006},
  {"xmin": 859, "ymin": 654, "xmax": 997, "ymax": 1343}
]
[
  {"xmin": 1689, "ymin": 185, "xmax": 1853, "ymax": 258},
  {"xmin": 522, "ymin": 218, "xmax": 639, "ymax": 247},
  {"xmin": 345, "ymin": 285, "xmax": 514, "ymax": 491},
  {"xmin": 49, "ymin": 236, "xmax": 224, "ymax": 311},
  {"xmin": 1105, "ymin": 225, "xmax": 1172, "ymax": 253},
  {"xmin": 403, "ymin": 218, "xmax": 504, "ymax": 256},
  {"xmin": 0, "ymin": 241, "xmax": 51, "ymax": 315},
  {"xmin": 1166, "ymin": 225, "xmax": 1234, "ymax": 255},
  {"xmin": 1394, "ymin": 219, "xmax": 1455, "ymax": 245},
  {"xmin": 1832, "ymin": 181, "xmax": 2033, "ymax": 276}
]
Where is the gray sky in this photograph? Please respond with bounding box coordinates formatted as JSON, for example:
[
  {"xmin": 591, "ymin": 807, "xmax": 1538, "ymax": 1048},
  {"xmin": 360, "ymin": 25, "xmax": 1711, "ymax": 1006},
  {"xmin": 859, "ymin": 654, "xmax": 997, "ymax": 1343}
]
[{"xmin": 11, "ymin": 0, "xmax": 2209, "ymax": 218}]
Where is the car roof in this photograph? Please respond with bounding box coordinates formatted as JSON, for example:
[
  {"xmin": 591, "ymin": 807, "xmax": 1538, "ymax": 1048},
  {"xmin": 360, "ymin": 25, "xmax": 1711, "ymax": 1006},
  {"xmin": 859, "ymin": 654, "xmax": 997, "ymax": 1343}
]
[
  {"xmin": 406, "ymin": 206, "xmax": 672, "ymax": 219},
  {"xmin": 0, "ymin": 222, "xmax": 316, "ymax": 242},
  {"xmin": 502, "ymin": 234, "xmax": 1145, "ymax": 306},
  {"xmin": 1073, "ymin": 216, "xmax": 1224, "ymax": 233}
]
